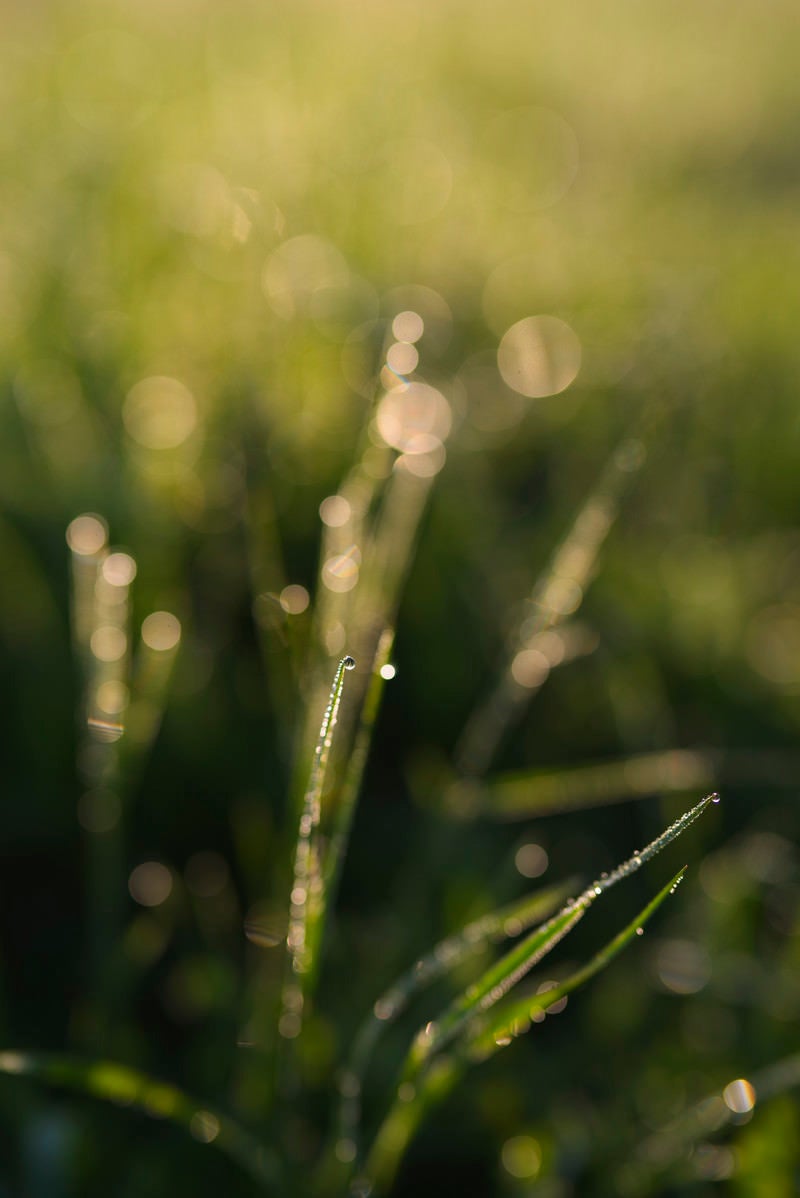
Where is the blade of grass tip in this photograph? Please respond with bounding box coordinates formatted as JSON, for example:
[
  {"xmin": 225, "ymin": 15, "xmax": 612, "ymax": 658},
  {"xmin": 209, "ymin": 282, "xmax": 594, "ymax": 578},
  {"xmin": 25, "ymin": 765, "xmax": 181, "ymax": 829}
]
[
  {"xmin": 321, "ymin": 627, "xmax": 395, "ymax": 925},
  {"xmin": 363, "ymin": 866, "xmax": 689, "ymax": 1197},
  {"xmin": 402, "ymin": 793, "xmax": 718, "ymax": 1077},
  {"xmin": 280, "ymin": 655, "xmax": 356, "ymax": 1039},
  {"xmin": 332, "ymin": 878, "xmax": 575, "ymax": 1169},
  {"xmin": 0, "ymin": 1052, "xmax": 281, "ymax": 1191},
  {"xmin": 454, "ymin": 437, "xmax": 646, "ymax": 779},
  {"xmin": 453, "ymin": 748, "xmax": 718, "ymax": 821}
]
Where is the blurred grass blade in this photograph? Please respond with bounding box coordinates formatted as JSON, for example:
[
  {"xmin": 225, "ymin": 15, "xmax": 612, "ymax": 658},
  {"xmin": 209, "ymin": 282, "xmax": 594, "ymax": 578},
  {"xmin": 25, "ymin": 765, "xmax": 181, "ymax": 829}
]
[
  {"xmin": 466, "ymin": 866, "xmax": 687, "ymax": 1059},
  {"xmin": 0, "ymin": 1052, "xmax": 280, "ymax": 1190},
  {"xmin": 281, "ymin": 655, "xmax": 355, "ymax": 1033},
  {"xmin": 455, "ymin": 437, "xmax": 645, "ymax": 777},
  {"xmin": 635, "ymin": 1051, "xmax": 800, "ymax": 1188},
  {"xmin": 446, "ymin": 748, "xmax": 718, "ymax": 820},
  {"xmin": 334, "ymin": 878, "xmax": 574, "ymax": 1162}
]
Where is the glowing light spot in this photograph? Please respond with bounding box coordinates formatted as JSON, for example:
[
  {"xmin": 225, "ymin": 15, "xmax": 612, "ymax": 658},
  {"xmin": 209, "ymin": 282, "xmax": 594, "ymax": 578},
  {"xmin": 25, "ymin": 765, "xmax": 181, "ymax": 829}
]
[
  {"xmin": 335, "ymin": 1138, "xmax": 357, "ymax": 1164},
  {"xmin": 482, "ymin": 107, "xmax": 579, "ymax": 212},
  {"xmin": 376, "ymin": 382, "xmax": 452, "ymax": 455},
  {"xmin": 66, "ymin": 514, "xmax": 107, "ymax": 556},
  {"xmin": 322, "ymin": 546, "xmax": 361, "ymax": 593},
  {"xmin": 392, "ymin": 311, "xmax": 424, "ymax": 344},
  {"xmin": 185, "ymin": 852, "xmax": 229, "ymax": 899},
  {"xmin": 190, "ymin": 1110, "xmax": 220, "ymax": 1144},
  {"xmin": 511, "ymin": 647, "xmax": 550, "ymax": 688},
  {"xmin": 723, "ymin": 1078, "xmax": 756, "ymax": 1114},
  {"xmin": 102, "ymin": 552, "xmax": 137, "ymax": 587},
  {"xmin": 279, "ymin": 584, "xmax": 310, "ymax": 615},
  {"xmin": 386, "ymin": 341, "xmax": 419, "ymax": 377},
  {"xmin": 96, "ymin": 680, "xmax": 129, "ymax": 715},
  {"xmin": 501, "ymin": 1135, "xmax": 542, "ymax": 1180},
  {"xmin": 515, "ymin": 843, "xmax": 548, "ymax": 878},
  {"xmin": 90, "ymin": 626, "xmax": 127, "ymax": 663},
  {"xmin": 123, "ymin": 376, "xmax": 198, "ymax": 449},
  {"xmin": 129, "ymin": 861, "xmax": 173, "ymax": 907},
  {"xmin": 383, "ymin": 286, "xmax": 452, "ymax": 357},
  {"xmin": 380, "ymin": 663, "xmax": 396, "ymax": 680},
  {"xmin": 141, "ymin": 611, "xmax": 181, "ymax": 652},
  {"xmin": 373, "ymin": 998, "xmax": 395, "ymax": 1021},
  {"xmin": 655, "ymin": 939, "xmax": 711, "ymax": 995},
  {"xmin": 498, "ymin": 316, "xmax": 581, "ymax": 399},
  {"xmin": 319, "ymin": 495, "xmax": 352, "ymax": 528},
  {"xmin": 0, "ymin": 1053, "xmax": 28, "ymax": 1074}
]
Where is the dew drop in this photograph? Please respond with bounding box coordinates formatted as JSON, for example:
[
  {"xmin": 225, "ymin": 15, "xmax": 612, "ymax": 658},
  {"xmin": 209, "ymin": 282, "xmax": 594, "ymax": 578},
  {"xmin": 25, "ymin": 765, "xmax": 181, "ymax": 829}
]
[
  {"xmin": 711, "ymin": 793, "xmax": 721, "ymax": 804},
  {"xmin": 343, "ymin": 656, "xmax": 356, "ymax": 671},
  {"xmin": 635, "ymin": 927, "xmax": 644, "ymax": 936}
]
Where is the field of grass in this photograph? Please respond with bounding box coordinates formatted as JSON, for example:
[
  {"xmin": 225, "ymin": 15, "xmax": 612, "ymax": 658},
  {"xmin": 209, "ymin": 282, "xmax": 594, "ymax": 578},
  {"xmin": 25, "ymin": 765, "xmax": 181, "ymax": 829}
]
[{"xmin": 2, "ymin": 1, "xmax": 800, "ymax": 1194}]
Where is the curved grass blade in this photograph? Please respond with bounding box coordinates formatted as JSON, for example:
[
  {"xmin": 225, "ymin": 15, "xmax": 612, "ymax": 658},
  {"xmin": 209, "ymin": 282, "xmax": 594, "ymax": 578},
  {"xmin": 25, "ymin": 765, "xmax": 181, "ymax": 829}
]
[
  {"xmin": 363, "ymin": 867, "xmax": 687, "ymax": 1195},
  {"xmin": 0, "ymin": 1052, "xmax": 280, "ymax": 1190},
  {"xmin": 281, "ymin": 655, "xmax": 355, "ymax": 1033},
  {"xmin": 322, "ymin": 628, "xmax": 395, "ymax": 932},
  {"xmin": 333, "ymin": 878, "xmax": 574, "ymax": 1165}
]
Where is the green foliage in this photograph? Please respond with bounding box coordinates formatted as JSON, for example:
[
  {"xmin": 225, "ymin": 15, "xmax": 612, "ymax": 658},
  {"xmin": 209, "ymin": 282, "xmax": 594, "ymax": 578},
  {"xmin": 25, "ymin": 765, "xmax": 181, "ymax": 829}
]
[{"xmin": 2, "ymin": 1, "xmax": 800, "ymax": 1195}]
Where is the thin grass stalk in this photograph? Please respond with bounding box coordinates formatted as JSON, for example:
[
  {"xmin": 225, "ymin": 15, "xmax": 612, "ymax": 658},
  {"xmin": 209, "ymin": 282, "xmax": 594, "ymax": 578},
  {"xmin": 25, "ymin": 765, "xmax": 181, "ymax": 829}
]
[
  {"xmin": 320, "ymin": 627, "xmax": 395, "ymax": 932},
  {"xmin": 634, "ymin": 1050, "xmax": 800, "ymax": 1188},
  {"xmin": 454, "ymin": 437, "xmax": 645, "ymax": 778},
  {"xmin": 279, "ymin": 655, "xmax": 356, "ymax": 1037},
  {"xmin": 0, "ymin": 1052, "xmax": 280, "ymax": 1191}
]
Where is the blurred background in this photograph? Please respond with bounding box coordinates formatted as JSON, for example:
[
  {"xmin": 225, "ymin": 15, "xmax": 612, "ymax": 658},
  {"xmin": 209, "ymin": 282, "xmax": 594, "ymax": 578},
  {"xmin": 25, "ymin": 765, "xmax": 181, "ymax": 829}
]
[{"xmin": 2, "ymin": 0, "xmax": 800, "ymax": 1194}]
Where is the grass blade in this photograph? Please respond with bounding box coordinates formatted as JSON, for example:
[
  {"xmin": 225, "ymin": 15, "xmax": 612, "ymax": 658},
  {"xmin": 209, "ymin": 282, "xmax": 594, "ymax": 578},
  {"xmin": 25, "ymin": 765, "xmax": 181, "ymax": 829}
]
[
  {"xmin": 455, "ymin": 437, "xmax": 645, "ymax": 777},
  {"xmin": 281, "ymin": 655, "xmax": 356, "ymax": 1034},
  {"xmin": 0, "ymin": 1052, "xmax": 280, "ymax": 1190}
]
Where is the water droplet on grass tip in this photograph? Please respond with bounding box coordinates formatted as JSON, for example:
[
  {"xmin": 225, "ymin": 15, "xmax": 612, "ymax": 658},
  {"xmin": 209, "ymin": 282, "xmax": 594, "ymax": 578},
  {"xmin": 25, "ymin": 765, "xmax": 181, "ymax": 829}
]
[
  {"xmin": 711, "ymin": 793, "xmax": 721, "ymax": 804},
  {"xmin": 343, "ymin": 656, "xmax": 356, "ymax": 670},
  {"xmin": 635, "ymin": 927, "xmax": 644, "ymax": 936}
]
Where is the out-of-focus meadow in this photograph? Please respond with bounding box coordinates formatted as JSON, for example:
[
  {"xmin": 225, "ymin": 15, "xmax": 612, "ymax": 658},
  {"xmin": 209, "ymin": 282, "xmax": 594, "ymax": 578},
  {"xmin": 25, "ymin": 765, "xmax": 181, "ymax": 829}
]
[{"xmin": 2, "ymin": 0, "xmax": 800, "ymax": 1194}]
